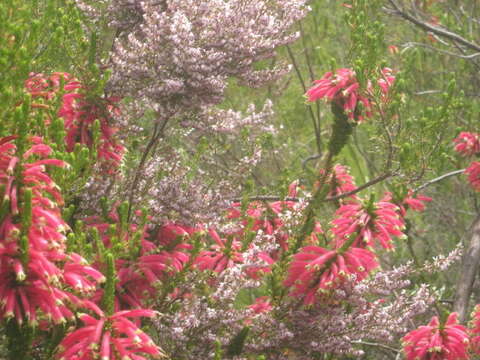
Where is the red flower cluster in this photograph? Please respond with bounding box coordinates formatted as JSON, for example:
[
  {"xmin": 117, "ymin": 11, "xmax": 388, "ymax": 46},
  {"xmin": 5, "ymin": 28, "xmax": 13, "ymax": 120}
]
[
  {"xmin": 25, "ymin": 72, "xmax": 125, "ymax": 171},
  {"xmin": 306, "ymin": 67, "xmax": 395, "ymax": 122},
  {"xmin": 400, "ymin": 190, "xmax": 432, "ymax": 216},
  {"xmin": 453, "ymin": 132, "xmax": 480, "ymax": 192},
  {"xmin": 195, "ymin": 228, "xmax": 243, "ymax": 273},
  {"xmin": 403, "ymin": 313, "xmax": 469, "ymax": 360},
  {"xmin": 453, "ymin": 132, "xmax": 480, "ymax": 157},
  {"xmin": 284, "ymin": 246, "xmax": 378, "ymax": 304},
  {"xmin": 319, "ymin": 164, "xmax": 358, "ymax": 200},
  {"xmin": 306, "ymin": 68, "xmax": 372, "ymax": 122},
  {"xmin": 0, "ymin": 136, "xmax": 103, "ymax": 325},
  {"xmin": 86, "ymin": 212, "xmax": 193, "ymax": 309},
  {"xmin": 331, "ymin": 197, "xmax": 405, "ymax": 250},
  {"xmin": 465, "ymin": 162, "xmax": 480, "ymax": 192},
  {"xmin": 57, "ymin": 303, "xmax": 163, "ymax": 360}
]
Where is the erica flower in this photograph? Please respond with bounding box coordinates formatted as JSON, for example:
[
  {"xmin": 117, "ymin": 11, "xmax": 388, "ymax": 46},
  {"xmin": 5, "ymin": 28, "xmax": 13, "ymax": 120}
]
[
  {"xmin": 317, "ymin": 164, "xmax": 357, "ymax": 200},
  {"xmin": 306, "ymin": 68, "xmax": 372, "ymax": 122},
  {"xmin": 402, "ymin": 313, "xmax": 469, "ymax": 360},
  {"xmin": 331, "ymin": 197, "xmax": 405, "ymax": 250},
  {"xmin": 86, "ymin": 214, "xmax": 194, "ymax": 309},
  {"xmin": 244, "ymin": 251, "xmax": 275, "ymax": 280},
  {"xmin": 26, "ymin": 72, "xmax": 125, "ymax": 171},
  {"xmin": 227, "ymin": 198, "xmax": 296, "ymax": 253},
  {"xmin": 469, "ymin": 304, "xmax": 480, "ymax": 354},
  {"xmin": 249, "ymin": 296, "xmax": 272, "ymax": 315},
  {"xmin": 63, "ymin": 254, "xmax": 106, "ymax": 293},
  {"xmin": 453, "ymin": 132, "xmax": 480, "ymax": 157},
  {"xmin": 57, "ymin": 303, "xmax": 164, "ymax": 359},
  {"xmin": 400, "ymin": 190, "xmax": 432, "ymax": 216},
  {"xmin": 465, "ymin": 162, "xmax": 480, "ymax": 191},
  {"xmin": 0, "ymin": 261, "xmax": 79, "ymax": 326},
  {"xmin": 0, "ymin": 136, "xmax": 97, "ymax": 325},
  {"xmin": 284, "ymin": 246, "xmax": 378, "ymax": 305},
  {"xmin": 195, "ymin": 228, "xmax": 243, "ymax": 273},
  {"xmin": 377, "ymin": 67, "xmax": 396, "ymax": 95}
]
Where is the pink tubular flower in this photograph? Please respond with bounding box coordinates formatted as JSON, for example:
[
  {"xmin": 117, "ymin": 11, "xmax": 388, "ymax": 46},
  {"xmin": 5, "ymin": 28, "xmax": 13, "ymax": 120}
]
[
  {"xmin": 469, "ymin": 304, "xmax": 480, "ymax": 353},
  {"xmin": 453, "ymin": 132, "xmax": 480, "ymax": 157},
  {"xmin": 56, "ymin": 304, "xmax": 163, "ymax": 360},
  {"xmin": 195, "ymin": 228, "xmax": 243, "ymax": 273},
  {"xmin": 284, "ymin": 246, "xmax": 378, "ymax": 305},
  {"xmin": 402, "ymin": 313, "xmax": 469, "ymax": 360},
  {"xmin": 227, "ymin": 197, "xmax": 296, "ymax": 254},
  {"xmin": 244, "ymin": 251, "xmax": 275, "ymax": 280},
  {"xmin": 249, "ymin": 296, "xmax": 272, "ymax": 315},
  {"xmin": 401, "ymin": 190, "xmax": 432, "ymax": 216},
  {"xmin": 465, "ymin": 162, "xmax": 480, "ymax": 191},
  {"xmin": 0, "ymin": 136, "xmax": 94, "ymax": 324},
  {"xmin": 331, "ymin": 197, "xmax": 405, "ymax": 250},
  {"xmin": 25, "ymin": 72, "xmax": 125, "ymax": 171},
  {"xmin": 306, "ymin": 68, "xmax": 372, "ymax": 122},
  {"xmin": 320, "ymin": 164, "xmax": 357, "ymax": 200},
  {"xmin": 377, "ymin": 67, "xmax": 396, "ymax": 95},
  {"xmin": 86, "ymin": 214, "xmax": 194, "ymax": 309}
]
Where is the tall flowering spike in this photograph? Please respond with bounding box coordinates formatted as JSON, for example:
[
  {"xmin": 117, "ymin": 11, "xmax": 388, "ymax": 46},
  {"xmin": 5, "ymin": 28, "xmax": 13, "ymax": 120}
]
[
  {"xmin": 0, "ymin": 136, "xmax": 104, "ymax": 325},
  {"xmin": 25, "ymin": 72, "xmax": 125, "ymax": 172},
  {"xmin": 284, "ymin": 246, "xmax": 378, "ymax": 305},
  {"xmin": 465, "ymin": 162, "xmax": 480, "ymax": 192},
  {"xmin": 56, "ymin": 305, "xmax": 164, "ymax": 359},
  {"xmin": 453, "ymin": 132, "xmax": 480, "ymax": 157},
  {"xmin": 331, "ymin": 197, "xmax": 405, "ymax": 250},
  {"xmin": 402, "ymin": 313, "xmax": 469, "ymax": 360}
]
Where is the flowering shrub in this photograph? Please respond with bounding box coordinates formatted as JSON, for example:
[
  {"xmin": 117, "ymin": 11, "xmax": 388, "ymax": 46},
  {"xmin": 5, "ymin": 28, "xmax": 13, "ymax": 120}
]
[{"xmin": 2, "ymin": 0, "xmax": 480, "ymax": 359}]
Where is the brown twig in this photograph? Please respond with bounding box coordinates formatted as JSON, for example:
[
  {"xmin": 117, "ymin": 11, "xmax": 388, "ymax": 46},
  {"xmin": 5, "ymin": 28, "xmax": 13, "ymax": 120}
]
[
  {"xmin": 387, "ymin": 0, "xmax": 480, "ymax": 52},
  {"xmin": 127, "ymin": 115, "xmax": 170, "ymax": 220},
  {"xmin": 414, "ymin": 169, "xmax": 466, "ymax": 193}
]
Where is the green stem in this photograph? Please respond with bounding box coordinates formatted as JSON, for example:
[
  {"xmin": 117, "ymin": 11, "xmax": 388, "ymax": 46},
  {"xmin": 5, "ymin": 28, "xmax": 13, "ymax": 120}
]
[
  {"xmin": 292, "ymin": 104, "xmax": 355, "ymax": 253},
  {"xmin": 6, "ymin": 320, "xmax": 34, "ymax": 360}
]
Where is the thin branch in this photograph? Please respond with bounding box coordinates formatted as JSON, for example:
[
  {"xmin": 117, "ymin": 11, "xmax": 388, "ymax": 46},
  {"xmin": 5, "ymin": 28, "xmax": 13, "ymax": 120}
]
[
  {"xmin": 327, "ymin": 172, "xmax": 393, "ymax": 201},
  {"xmin": 228, "ymin": 173, "xmax": 393, "ymax": 203},
  {"xmin": 286, "ymin": 44, "xmax": 322, "ymax": 155},
  {"xmin": 387, "ymin": 0, "xmax": 480, "ymax": 52},
  {"xmin": 414, "ymin": 89, "xmax": 442, "ymax": 96},
  {"xmin": 127, "ymin": 115, "xmax": 170, "ymax": 220},
  {"xmin": 402, "ymin": 41, "xmax": 480, "ymax": 59},
  {"xmin": 350, "ymin": 340, "xmax": 400, "ymax": 354},
  {"xmin": 414, "ymin": 169, "xmax": 465, "ymax": 193},
  {"xmin": 302, "ymin": 153, "xmax": 322, "ymax": 170}
]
